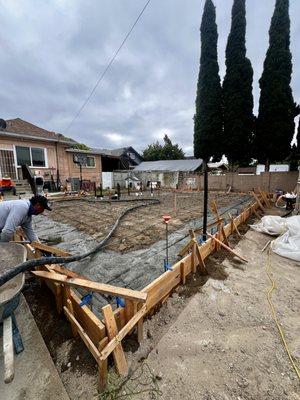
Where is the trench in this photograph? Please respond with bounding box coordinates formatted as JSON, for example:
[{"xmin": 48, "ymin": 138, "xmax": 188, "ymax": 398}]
[{"xmin": 22, "ymin": 192, "xmax": 257, "ymax": 398}]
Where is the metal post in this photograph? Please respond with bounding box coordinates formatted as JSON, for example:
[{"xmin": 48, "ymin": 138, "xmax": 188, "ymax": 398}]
[
  {"xmin": 296, "ymin": 167, "xmax": 300, "ymax": 214},
  {"xmin": 203, "ymin": 160, "xmax": 208, "ymax": 240},
  {"xmin": 100, "ymin": 183, "xmax": 103, "ymax": 198},
  {"xmin": 163, "ymin": 215, "xmax": 171, "ymax": 270},
  {"xmin": 166, "ymin": 222, "xmax": 169, "ymax": 265},
  {"xmin": 79, "ymin": 164, "xmax": 82, "ymax": 190}
]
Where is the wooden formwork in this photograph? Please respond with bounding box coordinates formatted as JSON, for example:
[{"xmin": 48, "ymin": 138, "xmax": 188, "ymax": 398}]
[{"xmin": 24, "ymin": 190, "xmax": 269, "ymax": 390}]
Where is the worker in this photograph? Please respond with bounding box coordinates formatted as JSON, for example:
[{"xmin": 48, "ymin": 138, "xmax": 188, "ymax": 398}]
[
  {"xmin": 0, "ymin": 176, "xmax": 17, "ymax": 197},
  {"xmin": 0, "ymin": 195, "xmax": 52, "ymax": 242}
]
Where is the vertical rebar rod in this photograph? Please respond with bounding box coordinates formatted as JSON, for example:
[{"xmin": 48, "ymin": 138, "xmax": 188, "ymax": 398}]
[
  {"xmin": 203, "ymin": 160, "xmax": 208, "ymax": 240},
  {"xmin": 166, "ymin": 222, "xmax": 169, "ymax": 265}
]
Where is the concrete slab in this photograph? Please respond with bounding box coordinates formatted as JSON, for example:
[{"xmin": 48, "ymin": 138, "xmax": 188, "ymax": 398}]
[{"xmin": 0, "ymin": 294, "xmax": 69, "ymax": 400}]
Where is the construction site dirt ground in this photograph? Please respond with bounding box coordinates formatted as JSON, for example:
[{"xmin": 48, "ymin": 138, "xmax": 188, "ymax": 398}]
[
  {"xmin": 40, "ymin": 191, "xmax": 247, "ymax": 252},
  {"xmin": 20, "ymin": 199, "xmax": 300, "ymax": 400}
]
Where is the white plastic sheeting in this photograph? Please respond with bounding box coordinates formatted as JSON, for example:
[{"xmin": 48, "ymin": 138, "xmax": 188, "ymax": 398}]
[{"xmin": 250, "ymin": 215, "xmax": 300, "ymax": 262}]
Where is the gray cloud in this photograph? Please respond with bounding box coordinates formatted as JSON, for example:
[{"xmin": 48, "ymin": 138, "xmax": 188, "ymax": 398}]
[{"xmin": 1, "ymin": 0, "xmax": 299, "ymax": 155}]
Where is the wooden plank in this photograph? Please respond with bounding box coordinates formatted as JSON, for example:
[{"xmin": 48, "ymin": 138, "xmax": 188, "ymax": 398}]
[
  {"xmin": 258, "ymin": 188, "xmax": 271, "ymax": 208},
  {"xmin": 137, "ymin": 303, "xmax": 144, "ymax": 343},
  {"xmin": 180, "ymin": 262, "xmax": 186, "ymax": 285},
  {"xmin": 31, "ymin": 241, "xmax": 71, "ymax": 256},
  {"xmin": 193, "ymin": 239, "xmax": 207, "ymax": 274},
  {"xmin": 70, "ymin": 290, "xmax": 106, "ymax": 344},
  {"xmin": 228, "ymin": 213, "xmax": 242, "ymax": 237},
  {"xmin": 100, "ymin": 304, "xmax": 147, "ymax": 362},
  {"xmin": 102, "ymin": 305, "xmax": 128, "ymax": 375},
  {"xmin": 207, "ymin": 233, "xmax": 248, "ymax": 262},
  {"xmin": 251, "ymin": 191, "xmax": 264, "ymax": 211},
  {"xmin": 48, "ymin": 264, "xmax": 87, "ymax": 279},
  {"xmin": 3, "ymin": 316, "xmax": 14, "ymax": 384},
  {"xmin": 124, "ymin": 299, "xmax": 134, "ymax": 323},
  {"xmin": 98, "ymin": 337, "xmax": 109, "ymax": 390},
  {"xmin": 221, "ymin": 226, "xmax": 230, "ymax": 246},
  {"xmin": 32, "ymin": 271, "xmax": 147, "ymax": 302},
  {"xmin": 191, "ymin": 242, "xmax": 197, "ymax": 273},
  {"xmin": 64, "ymin": 306, "xmax": 100, "ymax": 361},
  {"xmin": 67, "ymin": 299, "xmax": 78, "ymax": 337}
]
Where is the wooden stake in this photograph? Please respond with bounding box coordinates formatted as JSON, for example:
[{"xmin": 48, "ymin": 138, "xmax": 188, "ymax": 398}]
[
  {"xmin": 207, "ymin": 233, "xmax": 248, "ymax": 263},
  {"xmin": 258, "ymin": 188, "xmax": 271, "ymax": 208},
  {"xmin": 228, "ymin": 213, "xmax": 242, "ymax": 237},
  {"xmin": 100, "ymin": 305, "xmax": 147, "ymax": 362},
  {"xmin": 137, "ymin": 303, "xmax": 144, "ymax": 343},
  {"xmin": 180, "ymin": 262, "xmax": 186, "ymax": 285},
  {"xmin": 193, "ymin": 239, "xmax": 207, "ymax": 274},
  {"xmin": 220, "ymin": 225, "xmax": 230, "ymax": 246},
  {"xmin": 102, "ymin": 304, "xmax": 128, "ymax": 375},
  {"xmin": 251, "ymin": 191, "xmax": 264, "ymax": 211},
  {"xmin": 98, "ymin": 337, "xmax": 108, "ymax": 390},
  {"xmin": 191, "ymin": 242, "xmax": 197, "ymax": 273},
  {"xmin": 64, "ymin": 306, "xmax": 100, "ymax": 361},
  {"xmin": 67, "ymin": 299, "xmax": 78, "ymax": 337}
]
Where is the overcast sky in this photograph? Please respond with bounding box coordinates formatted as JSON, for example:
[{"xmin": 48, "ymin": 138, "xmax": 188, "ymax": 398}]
[{"xmin": 1, "ymin": 0, "xmax": 299, "ymax": 155}]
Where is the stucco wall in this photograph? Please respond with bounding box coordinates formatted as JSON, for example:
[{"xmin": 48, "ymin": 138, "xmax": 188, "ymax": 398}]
[{"xmin": 0, "ymin": 136, "xmax": 102, "ymax": 186}]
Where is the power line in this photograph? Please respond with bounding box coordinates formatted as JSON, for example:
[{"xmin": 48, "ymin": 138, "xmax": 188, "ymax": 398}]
[{"xmin": 65, "ymin": 0, "xmax": 151, "ymax": 133}]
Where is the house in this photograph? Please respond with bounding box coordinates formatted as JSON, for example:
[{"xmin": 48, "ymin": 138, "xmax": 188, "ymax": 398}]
[
  {"xmin": 94, "ymin": 146, "xmax": 143, "ymax": 189},
  {"xmin": 113, "ymin": 159, "xmax": 203, "ymax": 189},
  {"xmin": 124, "ymin": 174, "xmax": 142, "ymax": 190},
  {"xmin": 96, "ymin": 146, "xmax": 143, "ymax": 169},
  {"xmin": 0, "ymin": 118, "xmax": 102, "ymax": 189}
]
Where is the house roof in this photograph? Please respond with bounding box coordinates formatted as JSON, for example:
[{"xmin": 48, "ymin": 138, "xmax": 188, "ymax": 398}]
[
  {"xmin": 134, "ymin": 159, "xmax": 203, "ymax": 172},
  {"xmin": 125, "ymin": 175, "xmax": 141, "ymax": 181},
  {"xmin": 95, "ymin": 146, "xmax": 142, "ymax": 158},
  {"xmin": 1, "ymin": 118, "xmax": 76, "ymax": 144}
]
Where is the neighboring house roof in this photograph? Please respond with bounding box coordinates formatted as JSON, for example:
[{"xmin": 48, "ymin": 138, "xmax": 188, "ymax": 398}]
[
  {"xmin": 125, "ymin": 175, "xmax": 141, "ymax": 181},
  {"xmin": 134, "ymin": 159, "xmax": 203, "ymax": 172},
  {"xmin": 95, "ymin": 146, "xmax": 142, "ymax": 160},
  {"xmin": 1, "ymin": 118, "xmax": 76, "ymax": 144}
]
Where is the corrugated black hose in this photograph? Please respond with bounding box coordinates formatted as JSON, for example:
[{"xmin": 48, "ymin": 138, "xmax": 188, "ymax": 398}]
[{"xmin": 0, "ymin": 199, "xmax": 160, "ymax": 287}]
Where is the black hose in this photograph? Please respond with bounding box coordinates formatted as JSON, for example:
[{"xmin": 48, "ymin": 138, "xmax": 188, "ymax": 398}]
[{"xmin": 0, "ymin": 199, "xmax": 160, "ymax": 287}]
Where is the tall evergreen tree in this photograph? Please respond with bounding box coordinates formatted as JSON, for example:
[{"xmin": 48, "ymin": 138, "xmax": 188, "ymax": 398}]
[
  {"xmin": 297, "ymin": 117, "xmax": 300, "ymax": 155},
  {"xmin": 255, "ymin": 0, "xmax": 296, "ymax": 168},
  {"xmin": 223, "ymin": 0, "xmax": 253, "ymax": 166},
  {"xmin": 194, "ymin": 0, "xmax": 223, "ymax": 161}
]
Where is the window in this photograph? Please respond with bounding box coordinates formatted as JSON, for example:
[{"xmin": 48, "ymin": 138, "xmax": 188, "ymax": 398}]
[
  {"xmin": 16, "ymin": 146, "xmax": 31, "ymax": 165},
  {"xmin": 16, "ymin": 146, "xmax": 46, "ymax": 167},
  {"xmin": 31, "ymin": 148, "xmax": 45, "ymax": 167},
  {"xmin": 86, "ymin": 156, "xmax": 95, "ymax": 167}
]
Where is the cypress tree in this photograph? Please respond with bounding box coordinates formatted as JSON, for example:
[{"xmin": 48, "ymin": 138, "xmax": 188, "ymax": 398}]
[
  {"xmin": 297, "ymin": 117, "xmax": 300, "ymax": 155},
  {"xmin": 194, "ymin": 0, "xmax": 223, "ymax": 161},
  {"xmin": 223, "ymin": 0, "xmax": 254, "ymax": 167},
  {"xmin": 255, "ymin": 0, "xmax": 296, "ymax": 168}
]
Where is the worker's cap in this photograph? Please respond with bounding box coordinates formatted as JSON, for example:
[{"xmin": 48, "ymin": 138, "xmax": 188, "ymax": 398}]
[{"xmin": 30, "ymin": 195, "xmax": 52, "ymax": 211}]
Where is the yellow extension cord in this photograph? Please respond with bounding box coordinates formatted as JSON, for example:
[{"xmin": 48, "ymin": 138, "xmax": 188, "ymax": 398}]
[{"xmin": 265, "ymin": 248, "xmax": 300, "ymax": 381}]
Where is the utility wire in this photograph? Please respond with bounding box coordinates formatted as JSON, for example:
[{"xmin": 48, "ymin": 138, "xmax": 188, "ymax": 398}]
[{"xmin": 65, "ymin": 0, "xmax": 151, "ymax": 133}]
